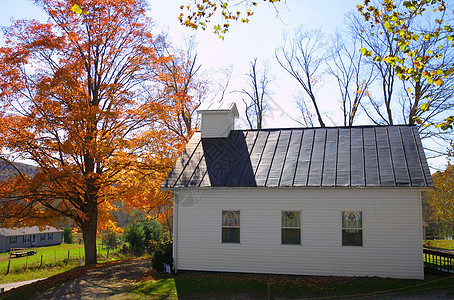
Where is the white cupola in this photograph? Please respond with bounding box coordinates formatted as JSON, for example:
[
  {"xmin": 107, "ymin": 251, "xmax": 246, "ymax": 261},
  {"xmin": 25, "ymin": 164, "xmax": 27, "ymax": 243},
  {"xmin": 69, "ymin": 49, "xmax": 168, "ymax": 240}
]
[{"xmin": 197, "ymin": 102, "xmax": 239, "ymax": 138}]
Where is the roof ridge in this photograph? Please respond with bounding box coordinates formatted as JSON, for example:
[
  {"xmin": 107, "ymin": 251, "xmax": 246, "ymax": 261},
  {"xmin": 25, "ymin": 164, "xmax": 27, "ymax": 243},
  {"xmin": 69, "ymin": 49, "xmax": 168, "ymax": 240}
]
[{"xmin": 194, "ymin": 125, "xmax": 418, "ymax": 133}]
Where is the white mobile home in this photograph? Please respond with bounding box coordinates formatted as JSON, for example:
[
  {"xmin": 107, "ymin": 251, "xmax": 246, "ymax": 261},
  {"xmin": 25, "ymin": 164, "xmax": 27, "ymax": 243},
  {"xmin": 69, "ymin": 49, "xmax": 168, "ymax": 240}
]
[
  {"xmin": 163, "ymin": 102, "xmax": 433, "ymax": 280},
  {"xmin": 0, "ymin": 226, "xmax": 63, "ymax": 252}
]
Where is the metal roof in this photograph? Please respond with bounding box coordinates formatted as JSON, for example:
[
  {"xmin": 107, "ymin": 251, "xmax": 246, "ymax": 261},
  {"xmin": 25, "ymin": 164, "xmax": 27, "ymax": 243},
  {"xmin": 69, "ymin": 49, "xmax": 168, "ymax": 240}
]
[
  {"xmin": 197, "ymin": 102, "xmax": 239, "ymax": 117},
  {"xmin": 163, "ymin": 126, "xmax": 433, "ymax": 188},
  {"xmin": 0, "ymin": 226, "xmax": 62, "ymax": 237}
]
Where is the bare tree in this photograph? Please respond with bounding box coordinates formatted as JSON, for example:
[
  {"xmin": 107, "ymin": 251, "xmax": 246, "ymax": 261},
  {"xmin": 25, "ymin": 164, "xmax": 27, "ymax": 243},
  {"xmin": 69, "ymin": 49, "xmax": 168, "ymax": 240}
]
[
  {"xmin": 347, "ymin": 12, "xmax": 400, "ymax": 125},
  {"xmin": 327, "ymin": 31, "xmax": 376, "ymax": 126},
  {"xmin": 239, "ymin": 58, "xmax": 273, "ymax": 129},
  {"xmin": 210, "ymin": 65, "xmax": 234, "ymax": 103},
  {"xmin": 276, "ymin": 26, "xmax": 327, "ymax": 127},
  {"xmin": 291, "ymin": 92, "xmax": 315, "ymax": 127}
]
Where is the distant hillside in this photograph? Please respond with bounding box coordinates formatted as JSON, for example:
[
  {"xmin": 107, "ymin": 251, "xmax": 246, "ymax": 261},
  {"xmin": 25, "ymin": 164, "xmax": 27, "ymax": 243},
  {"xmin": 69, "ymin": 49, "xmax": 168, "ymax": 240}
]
[{"xmin": 0, "ymin": 161, "xmax": 38, "ymax": 181}]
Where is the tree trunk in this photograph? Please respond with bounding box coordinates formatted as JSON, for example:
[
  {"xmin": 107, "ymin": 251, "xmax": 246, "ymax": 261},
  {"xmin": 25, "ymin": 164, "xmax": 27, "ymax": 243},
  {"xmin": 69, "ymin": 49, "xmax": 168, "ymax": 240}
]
[{"xmin": 82, "ymin": 202, "xmax": 98, "ymax": 265}]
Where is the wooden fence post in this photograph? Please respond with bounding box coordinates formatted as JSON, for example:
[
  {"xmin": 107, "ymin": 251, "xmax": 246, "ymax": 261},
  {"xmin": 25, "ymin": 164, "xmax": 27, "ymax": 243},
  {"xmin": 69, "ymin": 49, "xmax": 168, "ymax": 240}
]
[
  {"xmin": 25, "ymin": 256, "xmax": 28, "ymax": 270},
  {"xmin": 40, "ymin": 255, "xmax": 43, "ymax": 268},
  {"xmin": 6, "ymin": 260, "xmax": 10, "ymax": 275},
  {"xmin": 267, "ymin": 283, "xmax": 275, "ymax": 300},
  {"xmin": 67, "ymin": 250, "xmax": 70, "ymax": 264}
]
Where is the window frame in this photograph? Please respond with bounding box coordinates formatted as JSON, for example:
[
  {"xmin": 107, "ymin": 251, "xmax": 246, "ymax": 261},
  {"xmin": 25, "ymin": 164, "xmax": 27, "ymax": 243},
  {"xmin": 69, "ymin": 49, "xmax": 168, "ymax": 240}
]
[
  {"xmin": 221, "ymin": 210, "xmax": 240, "ymax": 244},
  {"xmin": 342, "ymin": 211, "xmax": 363, "ymax": 247},
  {"xmin": 281, "ymin": 211, "xmax": 301, "ymax": 245},
  {"xmin": 10, "ymin": 236, "xmax": 17, "ymax": 245},
  {"xmin": 40, "ymin": 234, "xmax": 46, "ymax": 241},
  {"xmin": 48, "ymin": 233, "xmax": 53, "ymax": 240}
]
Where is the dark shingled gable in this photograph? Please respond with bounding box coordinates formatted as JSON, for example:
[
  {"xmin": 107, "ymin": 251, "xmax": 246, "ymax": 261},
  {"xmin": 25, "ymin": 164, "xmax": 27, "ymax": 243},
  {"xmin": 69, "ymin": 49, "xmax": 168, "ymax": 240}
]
[{"xmin": 163, "ymin": 126, "xmax": 434, "ymax": 188}]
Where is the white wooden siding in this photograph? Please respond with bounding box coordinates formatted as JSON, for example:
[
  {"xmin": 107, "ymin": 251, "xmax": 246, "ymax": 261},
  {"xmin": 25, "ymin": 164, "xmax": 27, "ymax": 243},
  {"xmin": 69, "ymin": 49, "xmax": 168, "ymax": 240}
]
[
  {"xmin": 200, "ymin": 112, "xmax": 235, "ymax": 138},
  {"xmin": 174, "ymin": 188, "xmax": 423, "ymax": 279}
]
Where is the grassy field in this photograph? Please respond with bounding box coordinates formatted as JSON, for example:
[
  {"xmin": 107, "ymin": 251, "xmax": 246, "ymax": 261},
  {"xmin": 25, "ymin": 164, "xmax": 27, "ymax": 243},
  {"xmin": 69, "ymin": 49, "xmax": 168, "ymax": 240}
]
[
  {"xmin": 0, "ymin": 241, "xmax": 122, "ymax": 284},
  {"xmin": 424, "ymin": 240, "xmax": 454, "ymax": 249},
  {"xmin": 130, "ymin": 272, "xmax": 454, "ymax": 299}
]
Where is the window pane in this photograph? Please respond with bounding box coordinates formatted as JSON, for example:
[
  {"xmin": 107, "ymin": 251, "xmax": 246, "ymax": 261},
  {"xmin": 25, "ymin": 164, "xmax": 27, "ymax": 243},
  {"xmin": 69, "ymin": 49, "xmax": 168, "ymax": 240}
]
[
  {"xmin": 342, "ymin": 211, "xmax": 362, "ymax": 229},
  {"xmin": 282, "ymin": 211, "xmax": 301, "ymax": 228},
  {"xmin": 222, "ymin": 228, "xmax": 240, "ymax": 243},
  {"xmin": 282, "ymin": 228, "xmax": 301, "ymax": 244},
  {"xmin": 342, "ymin": 229, "xmax": 363, "ymax": 246},
  {"xmin": 222, "ymin": 211, "xmax": 240, "ymax": 226}
]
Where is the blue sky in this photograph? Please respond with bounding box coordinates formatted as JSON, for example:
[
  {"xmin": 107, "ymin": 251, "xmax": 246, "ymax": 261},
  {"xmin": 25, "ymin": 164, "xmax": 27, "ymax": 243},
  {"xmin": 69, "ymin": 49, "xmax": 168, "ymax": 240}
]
[
  {"xmin": 0, "ymin": 0, "xmax": 448, "ymax": 170},
  {"xmin": 0, "ymin": 0, "xmax": 355, "ymax": 128}
]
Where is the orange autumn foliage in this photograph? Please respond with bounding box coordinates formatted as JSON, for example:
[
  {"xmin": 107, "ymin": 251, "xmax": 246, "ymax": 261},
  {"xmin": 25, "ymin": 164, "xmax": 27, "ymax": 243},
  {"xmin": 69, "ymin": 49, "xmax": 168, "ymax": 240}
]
[{"xmin": 0, "ymin": 0, "xmax": 203, "ymax": 265}]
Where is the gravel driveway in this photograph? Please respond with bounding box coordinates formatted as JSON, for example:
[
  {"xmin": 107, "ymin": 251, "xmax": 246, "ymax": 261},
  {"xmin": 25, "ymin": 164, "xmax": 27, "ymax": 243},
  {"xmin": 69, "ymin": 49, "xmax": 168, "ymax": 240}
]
[{"xmin": 31, "ymin": 258, "xmax": 151, "ymax": 299}]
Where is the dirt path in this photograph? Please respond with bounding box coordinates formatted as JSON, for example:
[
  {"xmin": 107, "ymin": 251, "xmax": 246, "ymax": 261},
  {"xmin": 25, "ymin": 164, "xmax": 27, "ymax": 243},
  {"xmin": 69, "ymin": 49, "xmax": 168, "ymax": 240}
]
[{"xmin": 30, "ymin": 258, "xmax": 151, "ymax": 299}]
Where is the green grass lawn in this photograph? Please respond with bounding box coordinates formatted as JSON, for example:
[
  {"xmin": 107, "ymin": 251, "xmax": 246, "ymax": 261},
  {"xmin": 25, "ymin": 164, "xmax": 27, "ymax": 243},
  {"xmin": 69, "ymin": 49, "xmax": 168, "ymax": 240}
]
[
  {"xmin": 0, "ymin": 240, "xmax": 122, "ymax": 284},
  {"xmin": 131, "ymin": 272, "xmax": 454, "ymax": 299},
  {"xmin": 424, "ymin": 240, "xmax": 454, "ymax": 249}
]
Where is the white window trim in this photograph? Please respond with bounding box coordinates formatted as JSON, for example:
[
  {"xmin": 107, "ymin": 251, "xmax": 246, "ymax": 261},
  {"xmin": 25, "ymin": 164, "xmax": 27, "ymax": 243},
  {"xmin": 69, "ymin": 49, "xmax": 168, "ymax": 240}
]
[
  {"xmin": 341, "ymin": 211, "xmax": 363, "ymax": 247},
  {"xmin": 221, "ymin": 210, "xmax": 241, "ymax": 244},
  {"xmin": 281, "ymin": 210, "xmax": 302, "ymax": 245}
]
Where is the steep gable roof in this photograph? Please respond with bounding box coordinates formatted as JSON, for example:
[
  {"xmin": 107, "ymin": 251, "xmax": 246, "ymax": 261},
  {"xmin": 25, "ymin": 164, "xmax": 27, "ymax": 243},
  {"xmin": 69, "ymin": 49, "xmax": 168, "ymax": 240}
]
[{"xmin": 163, "ymin": 126, "xmax": 433, "ymax": 188}]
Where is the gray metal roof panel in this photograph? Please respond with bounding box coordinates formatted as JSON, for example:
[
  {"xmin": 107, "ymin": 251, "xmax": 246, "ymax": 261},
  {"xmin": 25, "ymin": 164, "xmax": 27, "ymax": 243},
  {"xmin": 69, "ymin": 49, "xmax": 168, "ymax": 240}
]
[
  {"xmin": 307, "ymin": 128, "xmax": 326, "ymax": 186},
  {"xmin": 388, "ymin": 127, "xmax": 411, "ymax": 186},
  {"xmin": 163, "ymin": 125, "xmax": 434, "ymax": 189},
  {"xmin": 322, "ymin": 128, "xmax": 338, "ymax": 186},
  {"xmin": 255, "ymin": 130, "xmax": 280, "ymax": 186},
  {"xmin": 363, "ymin": 127, "xmax": 380, "ymax": 186},
  {"xmin": 350, "ymin": 128, "xmax": 365, "ymax": 186},
  {"xmin": 279, "ymin": 130, "xmax": 303, "ymax": 187},
  {"xmin": 336, "ymin": 128, "xmax": 351, "ymax": 186},
  {"xmin": 375, "ymin": 127, "xmax": 395, "ymax": 186},
  {"xmin": 293, "ymin": 128, "xmax": 314, "ymax": 186},
  {"xmin": 267, "ymin": 130, "xmax": 291, "ymax": 187}
]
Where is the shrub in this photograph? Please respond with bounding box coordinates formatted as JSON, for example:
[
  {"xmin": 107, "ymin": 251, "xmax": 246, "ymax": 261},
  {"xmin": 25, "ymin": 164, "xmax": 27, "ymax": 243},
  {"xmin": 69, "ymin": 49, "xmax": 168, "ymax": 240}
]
[
  {"xmin": 124, "ymin": 222, "xmax": 146, "ymax": 256},
  {"xmin": 123, "ymin": 219, "xmax": 164, "ymax": 256},
  {"xmin": 63, "ymin": 227, "xmax": 74, "ymax": 244},
  {"xmin": 142, "ymin": 220, "xmax": 163, "ymax": 245},
  {"xmin": 152, "ymin": 240, "xmax": 173, "ymax": 272},
  {"xmin": 102, "ymin": 230, "xmax": 119, "ymax": 249}
]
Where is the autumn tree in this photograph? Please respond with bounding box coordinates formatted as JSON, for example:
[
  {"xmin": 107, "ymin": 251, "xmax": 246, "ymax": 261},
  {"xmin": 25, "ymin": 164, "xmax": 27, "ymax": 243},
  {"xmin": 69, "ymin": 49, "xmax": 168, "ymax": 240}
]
[
  {"xmin": 423, "ymin": 164, "xmax": 454, "ymax": 239},
  {"xmin": 0, "ymin": 0, "xmax": 201, "ymax": 265},
  {"xmin": 357, "ymin": 0, "xmax": 454, "ymax": 129},
  {"xmin": 179, "ymin": 0, "xmax": 282, "ymax": 36}
]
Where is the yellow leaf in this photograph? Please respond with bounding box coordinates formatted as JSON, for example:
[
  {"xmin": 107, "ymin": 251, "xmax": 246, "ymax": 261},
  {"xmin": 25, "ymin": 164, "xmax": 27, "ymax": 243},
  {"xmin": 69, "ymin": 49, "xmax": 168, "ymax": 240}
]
[{"xmin": 71, "ymin": 4, "xmax": 83, "ymax": 15}]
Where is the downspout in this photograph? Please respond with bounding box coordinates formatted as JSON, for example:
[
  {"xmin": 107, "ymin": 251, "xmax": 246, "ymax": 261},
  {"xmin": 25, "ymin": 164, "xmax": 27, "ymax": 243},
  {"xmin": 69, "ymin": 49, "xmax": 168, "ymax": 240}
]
[
  {"xmin": 173, "ymin": 194, "xmax": 178, "ymax": 273},
  {"xmin": 418, "ymin": 190, "xmax": 424, "ymax": 279}
]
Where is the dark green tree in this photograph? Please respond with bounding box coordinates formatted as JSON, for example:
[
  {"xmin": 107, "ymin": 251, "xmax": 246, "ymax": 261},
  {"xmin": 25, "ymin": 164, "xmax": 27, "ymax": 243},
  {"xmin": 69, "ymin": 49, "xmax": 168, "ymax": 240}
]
[{"xmin": 63, "ymin": 227, "xmax": 74, "ymax": 244}]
